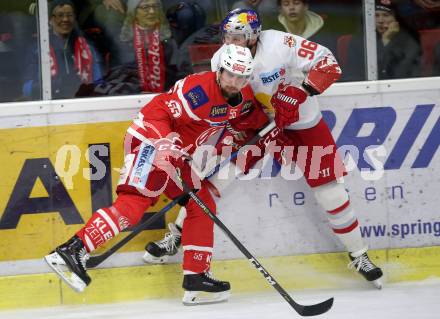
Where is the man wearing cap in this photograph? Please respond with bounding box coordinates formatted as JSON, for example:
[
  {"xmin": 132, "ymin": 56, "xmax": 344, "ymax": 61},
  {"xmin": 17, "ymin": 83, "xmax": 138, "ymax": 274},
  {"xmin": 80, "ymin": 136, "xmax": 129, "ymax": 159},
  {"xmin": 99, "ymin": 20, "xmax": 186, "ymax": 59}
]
[{"xmin": 344, "ymin": 0, "xmax": 421, "ymax": 80}]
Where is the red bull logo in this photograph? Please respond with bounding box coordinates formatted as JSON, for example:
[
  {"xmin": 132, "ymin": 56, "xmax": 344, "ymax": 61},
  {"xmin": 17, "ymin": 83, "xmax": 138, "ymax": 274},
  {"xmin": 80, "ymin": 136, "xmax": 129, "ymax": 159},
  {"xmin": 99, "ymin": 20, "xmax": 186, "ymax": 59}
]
[
  {"xmin": 283, "ymin": 35, "xmax": 296, "ymax": 48},
  {"xmin": 237, "ymin": 12, "xmax": 257, "ymax": 25},
  {"xmin": 237, "ymin": 13, "xmax": 248, "ymax": 24},
  {"xmin": 247, "ymin": 12, "xmax": 258, "ymax": 23}
]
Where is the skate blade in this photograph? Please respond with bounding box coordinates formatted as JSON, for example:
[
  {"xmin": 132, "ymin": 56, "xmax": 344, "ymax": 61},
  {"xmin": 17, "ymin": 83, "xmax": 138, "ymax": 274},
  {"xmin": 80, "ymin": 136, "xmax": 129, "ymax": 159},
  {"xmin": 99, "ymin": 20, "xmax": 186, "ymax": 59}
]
[
  {"xmin": 372, "ymin": 278, "xmax": 383, "ymax": 289},
  {"xmin": 142, "ymin": 251, "xmax": 169, "ymax": 264},
  {"xmin": 182, "ymin": 290, "xmax": 230, "ymax": 306},
  {"xmin": 44, "ymin": 252, "xmax": 87, "ymax": 293}
]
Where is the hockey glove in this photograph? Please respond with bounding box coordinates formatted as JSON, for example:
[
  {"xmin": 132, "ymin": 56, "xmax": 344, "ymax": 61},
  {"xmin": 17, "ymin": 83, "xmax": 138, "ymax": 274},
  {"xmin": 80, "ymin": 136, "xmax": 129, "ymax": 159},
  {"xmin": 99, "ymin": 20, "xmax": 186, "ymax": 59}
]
[
  {"xmin": 153, "ymin": 134, "xmax": 202, "ymax": 190},
  {"xmin": 227, "ymin": 104, "xmax": 269, "ymax": 141},
  {"xmin": 236, "ymin": 126, "xmax": 290, "ymax": 175},
  {"xmin": 270, "ymin": 83, "xmax": 307, "ymax": 129}
]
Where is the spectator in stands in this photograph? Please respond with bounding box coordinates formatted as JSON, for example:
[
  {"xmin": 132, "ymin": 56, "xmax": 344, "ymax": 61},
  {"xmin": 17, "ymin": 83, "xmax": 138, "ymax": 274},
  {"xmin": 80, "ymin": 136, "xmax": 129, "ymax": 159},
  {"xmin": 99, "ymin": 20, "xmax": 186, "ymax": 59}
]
[
  {"xmin": 166, "ymin": 2, "xmax": 205, "ymax": 47},
  {"xmin": 86, "ymin": 0, "xmax": 127, "ymax": 27},
  {"xmin": 96, "ymin": 0, "xmax": 179, "ymax": 94},
  {"xmin": 22, "ymin": 0, "xmax": 104, "ymax": 99},
  {"xmin": 165, "ymin": 1, "xmax": 206, "ymax": 77},
  {"xmin": 0, "ymin": 15, "xmax": 16, "ymax": 102},
  {"xmin": 274, "ymin": 0, "xmax": 322, "ymax": 38},
  {"xmin": 375, "ymin": 0, "xmax": 421, "ymax": 78},
  {"xmin": 0, "ymin": 2, "xmax": 36, "ymax": 15},
  {"xmin": 272, "ymin": 0, "xmax": 336, "ymax": 52},
  {"xmin": 85, "ymin": 0, "xmax": 128, "ymax": 69},
  {"xmin": 230, "ymin": 0, "xmax": 278, "ymax": 28},
  {"xmin": 414, "ymin": 0, "xmax": 440, "ymax": 13},
  {"xmin": 231, "ymin": 0, "xmax": 263, "ymax": 11},
  {"xmin": 0, "ymin": 2, "xmax": 37, "ymax": 101},
  {"xmin": 0, "ymin": 15, "xmax": 22, "ymax": 102},
  {"xmin": 343, "ymin": 0, "xmax": 421, "ymax": 81}
]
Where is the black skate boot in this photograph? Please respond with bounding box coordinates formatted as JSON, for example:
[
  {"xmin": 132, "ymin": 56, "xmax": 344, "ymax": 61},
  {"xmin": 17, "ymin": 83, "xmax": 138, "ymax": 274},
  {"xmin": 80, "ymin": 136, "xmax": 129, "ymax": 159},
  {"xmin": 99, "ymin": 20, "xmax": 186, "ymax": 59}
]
[
  {"xmin": 182, "ymin": 272, "xmax": 231, "ymax": 305},
  {"xmin": 143, "ymin": 223, "xmax": 181, "ymax": 264},
  {"xmin": 44, "ymin": 235, "xmax": 91, "ymax": 292},
  {"xmin": 348, "ymin": 250, "xmax": 383, "ymax": 289}
]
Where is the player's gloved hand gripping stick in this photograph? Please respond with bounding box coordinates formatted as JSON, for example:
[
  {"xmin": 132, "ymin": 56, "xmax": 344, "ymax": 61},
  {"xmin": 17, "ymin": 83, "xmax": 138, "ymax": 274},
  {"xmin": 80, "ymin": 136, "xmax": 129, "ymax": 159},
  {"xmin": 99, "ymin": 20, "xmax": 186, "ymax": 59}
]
[{"xmin": 271, "ymin": 82, "xmax": 308, "ymax": 128}]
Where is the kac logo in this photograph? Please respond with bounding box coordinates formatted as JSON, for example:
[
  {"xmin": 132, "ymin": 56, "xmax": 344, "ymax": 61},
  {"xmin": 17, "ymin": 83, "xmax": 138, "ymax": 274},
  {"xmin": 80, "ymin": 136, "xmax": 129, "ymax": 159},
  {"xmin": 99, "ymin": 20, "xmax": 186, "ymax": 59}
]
[{"xmin": 232, "ymin": 63, "xmax": 246, "ymax": 74}]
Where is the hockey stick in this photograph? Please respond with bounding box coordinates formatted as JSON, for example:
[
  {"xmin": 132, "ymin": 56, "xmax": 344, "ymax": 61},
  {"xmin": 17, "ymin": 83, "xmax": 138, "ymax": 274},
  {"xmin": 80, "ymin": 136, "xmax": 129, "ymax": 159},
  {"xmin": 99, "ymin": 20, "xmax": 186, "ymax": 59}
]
[
  {"xmin": 176, "ymin": 172, "xmax": 334, "ymax": 317},
  {"xmin": 86, "ymin": 121, "xmax": 276, "ymax": 268}
]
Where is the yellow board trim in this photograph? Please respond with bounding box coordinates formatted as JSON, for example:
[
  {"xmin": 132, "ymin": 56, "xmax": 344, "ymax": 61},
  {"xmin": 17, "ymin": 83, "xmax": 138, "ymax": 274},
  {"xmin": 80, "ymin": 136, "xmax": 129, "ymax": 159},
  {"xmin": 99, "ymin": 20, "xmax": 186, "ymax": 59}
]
[
  {"xmin": 0, "ymin": 121, "xmax": 181, "ymax": 262},
  {"xmin": 1, "ymin": 246, "xmax": 440, "ymax": 310}
]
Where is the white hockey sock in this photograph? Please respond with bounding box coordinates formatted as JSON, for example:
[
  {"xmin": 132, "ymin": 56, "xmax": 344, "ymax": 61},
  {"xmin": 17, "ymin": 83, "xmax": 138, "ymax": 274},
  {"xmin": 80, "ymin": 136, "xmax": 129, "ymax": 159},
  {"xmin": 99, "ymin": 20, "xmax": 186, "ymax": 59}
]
[{"xmin": 314, "ymin": 181, "xmax": 366, "ymax": 254}]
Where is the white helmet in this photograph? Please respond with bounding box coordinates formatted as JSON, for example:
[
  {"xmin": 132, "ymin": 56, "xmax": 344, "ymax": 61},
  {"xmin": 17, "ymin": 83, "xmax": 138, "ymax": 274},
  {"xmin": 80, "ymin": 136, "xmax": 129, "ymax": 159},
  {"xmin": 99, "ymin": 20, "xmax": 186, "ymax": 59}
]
[{"xmin": 218, "ymin": 44, "xmax": 254, "ymax": 76}]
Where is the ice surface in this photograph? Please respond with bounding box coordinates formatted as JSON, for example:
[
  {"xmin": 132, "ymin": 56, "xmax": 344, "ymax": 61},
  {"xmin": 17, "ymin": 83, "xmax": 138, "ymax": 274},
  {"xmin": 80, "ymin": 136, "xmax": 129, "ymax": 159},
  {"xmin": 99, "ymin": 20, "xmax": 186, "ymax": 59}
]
[{"xmin": 1, "ymin": 280, "xmax": 439, "ymax": 319}]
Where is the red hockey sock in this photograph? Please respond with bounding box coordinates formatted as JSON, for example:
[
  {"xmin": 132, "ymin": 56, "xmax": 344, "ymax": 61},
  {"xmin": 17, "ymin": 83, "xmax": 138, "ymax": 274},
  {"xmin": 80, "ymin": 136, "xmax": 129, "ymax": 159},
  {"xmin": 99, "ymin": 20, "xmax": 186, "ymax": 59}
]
[
  {"xmin": 76, "ymin": 193, "xmax": 153, "ymax": 252},
  {"xmin": 183, "ymin": 249, "xmax": 212, "ymax": 274},
  {"xmin": 76, "ymin": 207, "xmax": 122, "ymax": 252}
]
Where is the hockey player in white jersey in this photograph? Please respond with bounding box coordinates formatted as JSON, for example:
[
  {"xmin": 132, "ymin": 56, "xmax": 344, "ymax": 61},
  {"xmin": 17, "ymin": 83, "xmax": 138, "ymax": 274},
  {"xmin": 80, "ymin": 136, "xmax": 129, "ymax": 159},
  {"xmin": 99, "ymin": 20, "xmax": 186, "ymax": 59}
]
[{"xmin": 143, "ymin": 8, "xmax": 383, "ymax": 288}]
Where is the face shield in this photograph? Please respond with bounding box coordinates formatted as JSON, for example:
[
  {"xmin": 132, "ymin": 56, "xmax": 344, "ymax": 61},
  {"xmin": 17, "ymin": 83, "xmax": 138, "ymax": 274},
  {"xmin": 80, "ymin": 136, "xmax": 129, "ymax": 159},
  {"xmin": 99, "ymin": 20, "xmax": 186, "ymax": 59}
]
[{"xmin": 222, "ymin": 32, "xmax": 248, "ymax": 46}]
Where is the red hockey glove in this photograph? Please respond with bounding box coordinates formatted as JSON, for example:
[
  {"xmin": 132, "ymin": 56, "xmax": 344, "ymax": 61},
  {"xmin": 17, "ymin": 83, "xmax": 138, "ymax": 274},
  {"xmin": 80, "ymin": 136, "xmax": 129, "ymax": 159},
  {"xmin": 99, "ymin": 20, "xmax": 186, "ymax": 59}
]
[
  {"xmin": 305, "ymin": 55, "xmax": 341, "ymax": 94},
  {"xmin": 228, "ymin": 105, "xmax": 269, "ymax": 132},
  {"xmin": 270, "ymin": 83, "xmax": 307, "ymax": 129},
  {"xmin": 153, "ymin": 134, "xmax": 202, "ymax": 190},
  {"xmin": 227, "ymin": 105, "xmax": 269, "ymax": 141},
  {"xmin": 235, "ymin": 126, "xmax": 290, "ymax": 175}
]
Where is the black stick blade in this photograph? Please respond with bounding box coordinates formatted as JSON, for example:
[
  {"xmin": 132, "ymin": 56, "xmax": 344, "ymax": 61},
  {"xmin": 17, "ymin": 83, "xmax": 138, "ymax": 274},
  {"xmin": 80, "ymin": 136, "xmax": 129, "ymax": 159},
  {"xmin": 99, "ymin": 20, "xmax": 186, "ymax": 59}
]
[
  {"xmin": 86, "ymin": 255, "xmax": 106, "ymax": 268},
  {"xmin": 296, "ymin": 297, "xmax": 334, "ymax": 317}
]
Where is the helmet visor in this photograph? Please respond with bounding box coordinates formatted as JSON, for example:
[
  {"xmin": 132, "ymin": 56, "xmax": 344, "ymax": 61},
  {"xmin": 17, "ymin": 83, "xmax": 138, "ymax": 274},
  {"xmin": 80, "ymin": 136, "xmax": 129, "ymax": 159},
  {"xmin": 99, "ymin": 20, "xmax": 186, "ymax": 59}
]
[{"xmin": 222, "ymin": 33, "xmax": 247, "ymax": 46}]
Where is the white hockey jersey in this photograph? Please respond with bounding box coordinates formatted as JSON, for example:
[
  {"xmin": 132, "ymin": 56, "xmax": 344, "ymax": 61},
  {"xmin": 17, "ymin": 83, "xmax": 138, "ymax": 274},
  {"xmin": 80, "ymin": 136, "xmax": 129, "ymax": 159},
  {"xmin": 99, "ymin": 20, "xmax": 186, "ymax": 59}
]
[{"xmin": 211, "ymin": 29, "xmax": 341, "ymax": 130}]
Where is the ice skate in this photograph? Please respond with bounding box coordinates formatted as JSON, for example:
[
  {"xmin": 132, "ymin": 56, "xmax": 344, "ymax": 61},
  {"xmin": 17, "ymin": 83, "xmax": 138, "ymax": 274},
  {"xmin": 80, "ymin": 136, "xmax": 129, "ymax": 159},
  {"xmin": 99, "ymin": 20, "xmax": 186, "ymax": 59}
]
[
  {"xmin": 348, "ymin": 250, "xmax": 383, "ymax": 289},
  {"xmin": 143, "ymin": 223, "xmax": 181, "ymax": 264},
  {"xmin": 182, "ymin": 272, "xmax": 231, "ymax": 305},
  {"xmin": 44, "ymin": 235, "xmax": 91, "ymax": 293}
]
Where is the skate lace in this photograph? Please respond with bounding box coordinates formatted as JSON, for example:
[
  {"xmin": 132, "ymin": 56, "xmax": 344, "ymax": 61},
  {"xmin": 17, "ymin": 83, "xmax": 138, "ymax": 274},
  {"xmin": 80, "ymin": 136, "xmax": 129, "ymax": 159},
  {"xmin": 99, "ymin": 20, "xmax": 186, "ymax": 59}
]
[
  {"xmin": 204, "ymin": 272, "xmax": 221, "ymax": 283},
  {"xmin": 78, "ymin": 247, "xmax": 90, "ymax": 270},
  {"xmin": 348, "ymin": 253, "xmax": 375, "ymax": 272},
  {"xmin": 157, "ymin": 232, "xmax": 180, "ymax": 252}
]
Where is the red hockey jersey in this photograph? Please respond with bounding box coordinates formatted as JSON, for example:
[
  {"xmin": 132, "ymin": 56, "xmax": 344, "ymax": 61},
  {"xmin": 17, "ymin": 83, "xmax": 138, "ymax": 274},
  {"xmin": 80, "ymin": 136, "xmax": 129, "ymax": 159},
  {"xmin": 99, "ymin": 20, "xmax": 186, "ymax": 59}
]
[{"xmin": 127, "ymin": 71, "xmax": 268, "ymax": 155}]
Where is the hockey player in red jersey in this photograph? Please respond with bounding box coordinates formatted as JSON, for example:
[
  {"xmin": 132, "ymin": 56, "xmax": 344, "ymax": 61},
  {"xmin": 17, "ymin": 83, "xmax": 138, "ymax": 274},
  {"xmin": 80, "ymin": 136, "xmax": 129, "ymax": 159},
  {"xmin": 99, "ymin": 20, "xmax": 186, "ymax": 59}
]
[
  {"xmin": 44, "ymin": 43, "xmax": 269, "ymax": 305},
  {"xmin": 144, "ymin": 8, "xmax": 383, "ymax": 289}
]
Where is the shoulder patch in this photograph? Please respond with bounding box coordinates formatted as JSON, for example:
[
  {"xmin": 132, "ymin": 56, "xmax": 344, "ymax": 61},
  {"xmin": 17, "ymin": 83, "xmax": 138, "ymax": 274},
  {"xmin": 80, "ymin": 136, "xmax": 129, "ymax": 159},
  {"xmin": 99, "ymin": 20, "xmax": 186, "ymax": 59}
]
[
  {"xmin": 184, "ymin": 85, "xmax": 209, "ymax": 110},
  {"xmin": 283, "ymin": 35, "xmax": 296, "ymax": 48}
]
